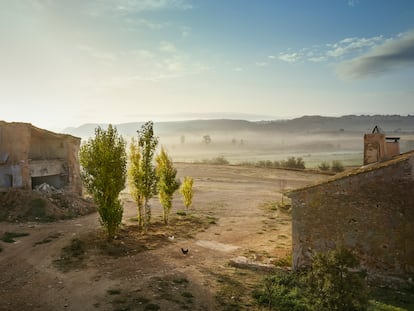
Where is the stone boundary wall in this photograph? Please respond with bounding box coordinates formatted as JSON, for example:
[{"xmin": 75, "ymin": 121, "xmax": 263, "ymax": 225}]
[{"xmin": 290, "ymin": 156, "xmax": 414, "ymax": 281}]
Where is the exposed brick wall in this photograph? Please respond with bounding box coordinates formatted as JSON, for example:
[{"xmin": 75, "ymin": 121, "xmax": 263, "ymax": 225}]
[{"xmin": 290, "ymin": 155, "xmax": 414, "ymax": 281}]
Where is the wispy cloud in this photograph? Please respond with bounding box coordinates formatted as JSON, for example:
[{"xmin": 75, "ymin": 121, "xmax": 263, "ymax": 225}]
[
  {"xmin": 277, "ymin": 36, "xmax": 385, "ymax": 64},
  {"xmin": 255, "ymin": 62, "xmax": 268, "ymax": 67},
  {"xmin": 337, "ymin": 30, "xmax": 414, "ymax": 79},
  {"xmin": 347, "ymin": 0, "xmax": 359, "ymax": 7},
  {"xmin": 274, "ymin": 31, "xmax": 414, "ymax": 78},
  {"xmin": 86, "ymin": 0, "xmax": 192, "ymax": 16},
  {"xmin": 181, "ymin": 26, "xmax": 191, "ymax": 38},
  {"xmin": 125, "ymin": 18, "xmax": 167, "ymax": 30},
  {"xmin": 159, "ymin": 41, "xmax": 177, "ymax": 53},
  {"xmin": 119, "ymin": 59, "xmax": 210, "ymax": 82},
  {"xmin": 278, "ymin": 52, "xmax": 301, "ymax": 63},
  {"xmin": 77, "ymin": 44, "xmax": 118, "ymax": 63},
  {"xmin": 326, "ymin": 36, "xmax": 383, "ymax": 58}
]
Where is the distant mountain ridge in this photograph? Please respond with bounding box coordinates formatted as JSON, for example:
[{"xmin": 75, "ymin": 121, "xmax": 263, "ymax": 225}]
[{"xmin": 62, "ymin": 115, "xmax": 414, "ymax": 139}]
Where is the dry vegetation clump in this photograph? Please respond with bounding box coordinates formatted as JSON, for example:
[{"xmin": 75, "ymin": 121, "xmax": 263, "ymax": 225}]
[{"xmin": 0, "ymin": 231, "xmax": 30, "ymax": 243}]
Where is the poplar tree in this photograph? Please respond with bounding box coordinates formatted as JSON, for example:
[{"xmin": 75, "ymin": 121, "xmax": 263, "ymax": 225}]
[
  {"xmin": 128, "ymin": 138, "xmax": 145, "ymax": 228},
  {"xmin": 179, "ymin": 176, "xmax": 194, "ymax": 212},
  {"xmin": 155, "ymin": 147, "xmax": 180, "ymax": 225},
  {"xmin": 137, "ymin": 121, "xmax": 158, "ymax": 226},
  {"xmin": 79, "ymin": 125, "xmax": 126, "ymax": 240}
]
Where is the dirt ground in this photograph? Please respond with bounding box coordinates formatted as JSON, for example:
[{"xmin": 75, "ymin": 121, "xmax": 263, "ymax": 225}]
[{"xmin": 0, "ymin": 163, "xmax": 327, "ymax": 311}]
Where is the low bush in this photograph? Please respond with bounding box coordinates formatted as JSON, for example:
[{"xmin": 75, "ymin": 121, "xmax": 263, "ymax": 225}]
[
  {"xmin": 239, "ymin": 157, "xmax": 306, "ymax": 170},
  {"xmin": 331, "ymin": 160, "xmax": 345, "ymax": 173},
  {"xmin": 202, "ymin": 156, "xmax": 230, "ymax": 165},
  {"xmin": 254, "ymin": 272, "xmax": 310, "ymax": 311},
  {"xmin": 255, "ymin": 248, "xmax": 368, "ymax": 311},
  {"xmin": 318, "ymin": 161, "xmax": 330, "ymax": 171}
]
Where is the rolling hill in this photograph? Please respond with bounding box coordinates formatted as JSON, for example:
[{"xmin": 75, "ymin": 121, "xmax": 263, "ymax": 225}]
[{"xmin": 62, "ymin": 115, "xmax": 414, "ymax": 140}]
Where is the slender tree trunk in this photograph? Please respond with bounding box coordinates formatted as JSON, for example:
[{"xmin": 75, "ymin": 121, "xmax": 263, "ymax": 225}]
[
  {"xmin": 137, "ymin": 203, "xmax": 143, "ymax": 229},
  {"xmin": 144, "ymin": 199, "xmax": 151, "ymax": 229}
]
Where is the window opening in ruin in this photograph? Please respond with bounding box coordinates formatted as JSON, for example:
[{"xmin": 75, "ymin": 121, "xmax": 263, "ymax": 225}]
[
  {"xmin": 31, "ymin": 175, "xmax": 65, "ymax": 189},
  {"xmin": 3, "ymin": 174, "xmax": 13, "ymax": 187},
  {"xmin": 0, "ymin": 153, "xmax": 8, "ymax": 164}
]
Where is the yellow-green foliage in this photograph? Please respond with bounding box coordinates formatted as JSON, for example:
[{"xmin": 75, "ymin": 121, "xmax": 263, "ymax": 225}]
[
  {"xmin": 137, "ymin": 121, "xmax": 159, "ymax": 225},
  {"xmin": 179, "ymin": 176, "xmax": 194, "ymax": 211},
  {"xmin": 155, "ymin": 147, "xmax": 179, "ymax": 225},
  {"xmin": 79, "ymin": 125, "xmax": 126, "ymax": 240},
  {"xmin": 128, "ymin": 138, "xmax": 145, "ymax": 228}
]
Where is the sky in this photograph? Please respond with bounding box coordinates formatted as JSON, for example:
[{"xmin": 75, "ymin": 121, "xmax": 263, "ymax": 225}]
[{"xmin": 1, "ymin": 0, "xmax": 414, "ymax": 131}]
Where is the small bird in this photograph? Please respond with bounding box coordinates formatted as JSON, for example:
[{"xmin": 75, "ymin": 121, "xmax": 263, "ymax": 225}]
[
  {"xmin": 181, "ymin": 248, "xmax": 189, "ymax": 255},
  {"xmin": 168, "ymin": 235, "xmax": 175, "ymax": 241}
]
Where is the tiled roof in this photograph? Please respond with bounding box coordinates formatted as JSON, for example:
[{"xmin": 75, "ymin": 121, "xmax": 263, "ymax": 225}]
[{"xmin": 288, "ymin": 149, "xmax": 414, "ymax": 195}]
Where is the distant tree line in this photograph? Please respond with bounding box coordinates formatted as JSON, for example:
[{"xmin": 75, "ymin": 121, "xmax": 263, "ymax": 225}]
[
  {"xmin": 196, "ymin": 156, "xmax": 348, "ymax": 173},
  {"xmin": 242, "ymin": 157, "xmax": 306, "ymax": 170},
  {"xmin": 200, "ymin": 156, "xmax": 230, "ymax": 165}
]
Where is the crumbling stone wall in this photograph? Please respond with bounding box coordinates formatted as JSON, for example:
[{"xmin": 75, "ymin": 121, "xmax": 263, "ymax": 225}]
[
  {"xmin": 290, "ymin": 153, "xmax": 414, "ymax": 281},
  {"xmin": 0, "ymin": 122, "xmax": 31, "ymax": 188},
  {"xmin": 364, "ymin": 132, "xmax": 400, "ymax": 165},
  {"xmin": 0, "ymin": 121, "xmax": 81, "ymax": 195}
]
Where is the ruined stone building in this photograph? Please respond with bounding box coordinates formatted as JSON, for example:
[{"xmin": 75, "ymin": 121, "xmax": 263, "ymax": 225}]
[
  {"xmin": 364, "ymin": 125, "xmax": 400, "ymax": 165},
  {"xmin": 289, "ymin": 128, "xmax": 414, "ymax": 282},
  {"xmin": 0, "ymin": 121, "xmax": 82, "ymax": 195}
]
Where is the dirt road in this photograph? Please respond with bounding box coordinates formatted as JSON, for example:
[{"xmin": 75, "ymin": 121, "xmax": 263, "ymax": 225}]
[{"xmin": 0, "ymin": 164, "xmax": 326, "ymax": 311}]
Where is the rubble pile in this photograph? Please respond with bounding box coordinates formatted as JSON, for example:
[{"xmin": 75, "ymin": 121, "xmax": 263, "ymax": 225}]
[
  {"xmin": 34, "ymin": 183, "xmax": 61, "ymax": 195},
  {"xmin": 0, "ymin": 187, "xmax": 96, "ymax": 222}
]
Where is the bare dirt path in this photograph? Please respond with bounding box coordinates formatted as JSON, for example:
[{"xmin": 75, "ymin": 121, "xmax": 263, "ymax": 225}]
[{"xmin": 0, "ymin": 164, "xmax": 327, "ymax": 311}]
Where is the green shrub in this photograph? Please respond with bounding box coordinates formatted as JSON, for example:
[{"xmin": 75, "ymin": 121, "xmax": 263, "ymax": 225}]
[
  {"xmin": 255, "ymin": 248, "xmax": 368, "ymax": 311},
  {"xmin": 246, "ymin": 157, "xmax": 305, "ymax": 169},
  {"xmin": 318, "ymin": 161, "xmax": 330, "ymax": 171},
  {"xmin": 210, "ymin": 156, "xmax": 229, "ymax": 165},
  {"xmin": 331, "ymin": 160, "xmax": 345, "ymax": 173},
  {"xmin": 281, "ymin": 157, "xmax": 306, "ymax": 169},
  {"xmin": 254, "ymin": 272, "xmax": 310, "ymax": 311},
  {"xmin": 307, "ymin": 248, "xmax": 368, "ymax": 310}
]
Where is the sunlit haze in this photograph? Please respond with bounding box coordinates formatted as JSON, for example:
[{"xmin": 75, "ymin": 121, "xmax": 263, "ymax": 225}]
[{"xmin": 1, "ymin": 0, "xmax": 414, "ymax": 131}]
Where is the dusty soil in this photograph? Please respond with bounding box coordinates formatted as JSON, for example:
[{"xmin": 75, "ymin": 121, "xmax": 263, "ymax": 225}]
[{"xmin": 0, "ymin": 163, "xmax": 327, "ymax": 311}]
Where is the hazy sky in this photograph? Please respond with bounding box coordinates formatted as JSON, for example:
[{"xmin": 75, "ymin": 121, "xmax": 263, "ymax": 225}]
[{"xmin": 1, "ymin": 0, "xmax": 414, "ymax": 130}]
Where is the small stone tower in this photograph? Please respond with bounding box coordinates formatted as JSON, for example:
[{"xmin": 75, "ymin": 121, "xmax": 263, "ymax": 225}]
[{"xmin": 364, "ymin": 125, "xmax": 400, "ymax": 165}]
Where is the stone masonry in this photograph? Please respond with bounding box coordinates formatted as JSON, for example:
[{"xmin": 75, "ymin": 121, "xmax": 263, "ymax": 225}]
[
  {"xmin": 0, "ymin": 121, "xmax": 82, "ymax": 195},
  {"xmin": 288, "ymin": 151, "xmax": 414, "ymax": 282}
]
